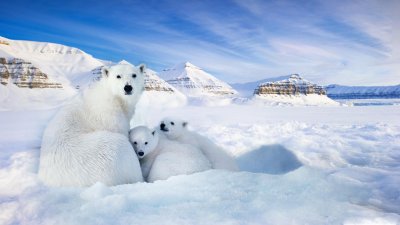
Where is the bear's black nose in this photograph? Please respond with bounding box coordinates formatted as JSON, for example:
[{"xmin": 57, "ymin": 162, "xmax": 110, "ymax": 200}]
[
  {"xmin": 124, "ymin": 85, "xmax": 133, "ymax": 93},
  {"xmin": 138, "ymin": 151, "xmax": 144, "ymax": 157},
  {"xmin": 160, "ymin": 123, "xmax": 165, "ymax": 129}
]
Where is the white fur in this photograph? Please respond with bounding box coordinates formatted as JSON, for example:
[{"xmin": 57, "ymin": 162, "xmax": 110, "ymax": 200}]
[
  {"xmin": 38, "ymin": 64, "xmax": 146, "ymax": 187},
  {"xmin": 129, "ymin": 126, "xmax": 211, "ymax": 182},
  {"xmin": 159, "ymin": 118, "xmax": 239, "ymax": 171}
]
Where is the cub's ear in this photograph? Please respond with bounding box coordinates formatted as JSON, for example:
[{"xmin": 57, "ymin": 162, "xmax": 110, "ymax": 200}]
[
  {"xmin": 152, "ymin": 130, "xmax": 156, "ymax": 136},
  {"xmin": 138, "ymin": 63, "xmax": 146, "ymax": 73},
  {"xmin": 182, "ymin": 121, "xmax": 188, "ymax": 127},
  {"xmin": 101, "ymin": 66, "xmax": 109, "ymax": 77}
]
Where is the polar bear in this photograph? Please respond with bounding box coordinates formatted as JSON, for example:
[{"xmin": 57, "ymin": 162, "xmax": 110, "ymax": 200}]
[
  {"xmin": 38, "ymin": 64, "xmax": 146, "ymax": 187},
  {"xmin": 159, "ymin": 118, "xmax": 239, "ymax": 171},
  {"xmin": 129, "ymin": 126, "xmax": 211, "ymax": 182}
]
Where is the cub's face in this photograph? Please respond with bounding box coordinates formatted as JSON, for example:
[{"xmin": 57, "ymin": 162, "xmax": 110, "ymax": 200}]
[
  {"xmin": 129, "ymin": 126, "xmax": 158, "ymax": 159},
  {"xmin": 159, "ymin": 118, "xmax": 188, "ymax": 139},
  {"xmin": 102, "ymin": 64, "xmax": 145, "ymax": 98}
]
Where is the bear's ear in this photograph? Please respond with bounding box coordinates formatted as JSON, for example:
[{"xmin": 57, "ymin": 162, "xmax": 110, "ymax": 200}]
[
  {"xmin": 182, "ymin": 121, "xmax": 188, "ymax": 127},
  {"xmin": 152, "ymin": 130, "xmax": 156, "ymax": 136},
  {"xmin": 101, "ymin": 67, "xmax": 109, "ymax": 77},
  {"xmin": 138, "ymin": 63, "xmax": 146, "ymax": 73}
]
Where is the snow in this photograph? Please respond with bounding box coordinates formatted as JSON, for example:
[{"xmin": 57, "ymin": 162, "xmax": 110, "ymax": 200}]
[
  {"xmin": 240, "ymin": 94, "xmax": 340, "ymax": 106},
  {"xmin": 1, "ymin": 104, "xmax": 400, "ymax": 224},
  {"xmin": 0, "ymin": 84, "xmax": 76, "ymax": 111}
]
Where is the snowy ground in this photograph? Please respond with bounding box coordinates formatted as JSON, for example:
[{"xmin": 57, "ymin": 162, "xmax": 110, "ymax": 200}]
[{"xmin": 1, "ymin": 104, "xmax": 400, "ymax": 225}]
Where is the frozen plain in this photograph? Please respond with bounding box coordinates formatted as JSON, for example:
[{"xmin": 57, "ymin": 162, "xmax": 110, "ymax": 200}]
[{"xmin": 0, "ymin": 103, "xmax": 400, "ymax": 225}]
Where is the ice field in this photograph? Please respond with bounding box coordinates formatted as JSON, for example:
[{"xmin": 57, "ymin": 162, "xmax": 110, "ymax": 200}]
[{"xmin": 1, "ymin": 104, "xmax": 399, "ymax": 224}]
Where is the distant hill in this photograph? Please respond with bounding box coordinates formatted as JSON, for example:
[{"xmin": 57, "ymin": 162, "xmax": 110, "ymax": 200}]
[{"xmin": 326, "ymin": 84, "xmax": 400, "ymax": 99}]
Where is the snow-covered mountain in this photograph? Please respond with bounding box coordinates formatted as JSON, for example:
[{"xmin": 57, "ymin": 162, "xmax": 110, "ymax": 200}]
[
  {"xmin": 326, "ymin": 84, "xmax": 400, "ymax": 99},
  {"xmin": 0, "ymin": 36, "xmax": 104, "ymax": 88},
  {"xmin": 242, "ymin": 74, "xmax": 338, "ymax": 106},
  {"xmin": 159, "ymin": 62, "xmax": 238, "ymax": 97},
  {"xmin": 0, "ymin": 37, "xmax": 98, "ymax": 110},
  {"xmin": 254, "ymin": 74, "xmax": 326, "ymax": 96}
]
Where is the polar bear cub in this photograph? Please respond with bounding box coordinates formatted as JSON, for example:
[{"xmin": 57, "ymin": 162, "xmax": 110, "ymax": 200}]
[
  {"xmin": 129, "ymin": 126, "xmax": 211, "ymax": 182},
  {"xmin": 38, "ymin": 63, "xmax": 146, "ymax": 187},
  {"xmin": 159, "ymin": 118, "xmax": 239, "ymax": 171}
]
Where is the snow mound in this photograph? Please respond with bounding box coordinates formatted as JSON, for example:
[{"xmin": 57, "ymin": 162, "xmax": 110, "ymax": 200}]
[{"xmin": 237, "ymin": 145, "xmax": 303, "ymax": 174}]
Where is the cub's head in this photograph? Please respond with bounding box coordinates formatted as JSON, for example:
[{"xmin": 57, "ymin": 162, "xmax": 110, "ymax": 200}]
[
  {"xmin": 102, "ymin": 63, "xmax": 145, "ymax": 98},
  {"xmin": 159, "ymin": 117, "xmax": 188, "ymax": 139},
  {"xmin": 129, "ymin": 126, "xmax": 159, "ymax": 159}
]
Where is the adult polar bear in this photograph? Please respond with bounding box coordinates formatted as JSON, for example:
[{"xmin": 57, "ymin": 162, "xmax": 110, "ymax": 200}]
[{"xmin": 38, "ymin": 63, "xmax": 146, "ymax": 187}]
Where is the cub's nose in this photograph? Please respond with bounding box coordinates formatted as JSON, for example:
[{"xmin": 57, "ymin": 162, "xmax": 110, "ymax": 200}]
[
  {"xmin": 138, "ymin": 151, "xmax": 144, "ymax": 157},
  {"xmin": 124, "ymin": 85, "xmax": 133, "ymax": 93},
  {"xmin": 160, "ymin": 123, "xmax": 165, "ymax": 129}
]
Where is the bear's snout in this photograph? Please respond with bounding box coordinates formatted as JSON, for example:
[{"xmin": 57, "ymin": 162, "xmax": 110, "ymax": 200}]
[
  {"xmin": 124, "ymin": 85, "xmax": 133, "ymax": 94},
  {"xmin": 138, "ymin": 151, "xmax": 144, "ymax": 157},
  {"xmin": 160, "ymin": 123, "xmax": 168, "ymax": 131}
]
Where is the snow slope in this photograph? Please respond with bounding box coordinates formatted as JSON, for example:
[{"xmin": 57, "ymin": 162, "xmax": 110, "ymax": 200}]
[
  {"xmin": 141, "ymin": 68, "xmax": 187, "ymax": 106},
  {"xmin": 1, "ymin": 105, "xmax": 400, "ymax": 224},
  {"xmin": 326, "ymin": 84, "xmax": 400, "ymax": 99}
]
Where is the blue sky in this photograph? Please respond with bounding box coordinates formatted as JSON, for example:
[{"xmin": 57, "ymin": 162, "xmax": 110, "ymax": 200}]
[{"xmin": 0, "ymin": 0, "xmax": 399, "ymax": 85}]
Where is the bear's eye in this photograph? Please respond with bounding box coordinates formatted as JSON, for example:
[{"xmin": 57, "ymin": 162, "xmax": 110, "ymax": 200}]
[
  {"xmin": 133, "ymin": 142, "xmax": 137, "ymax": 145},
  {"xmin": 171, "ymin": 122, "xmax": 175, "ymax": 125},
  {"xmin": 117, "ymin": 75, "xmax": 121, "ymax": 79},
  {"xmin": 145, "ymin": 142, "xmax": 148, "ymax": 145},
  {"xmin": 132, "ymin": 74, "xmax": 137, "ymax": 78}
]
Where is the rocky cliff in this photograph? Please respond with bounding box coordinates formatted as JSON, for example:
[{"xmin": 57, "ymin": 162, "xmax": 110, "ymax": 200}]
[
  {"xmin": 0, "ymin": 57, "xmax": 62, "ymax": 88},
  {"xmin": 254, "ymin": 74, "xmax": 326, "ymax": 96}
]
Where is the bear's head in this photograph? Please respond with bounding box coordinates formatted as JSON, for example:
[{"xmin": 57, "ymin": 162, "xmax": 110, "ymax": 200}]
[
  {"xmin": 159, "ymin": 117, "xmax": 188, "ymax": 139},
  {"xmin": 101, "ymin": 63, "xmax": 146, "ymax": 98},
  {"xmin": 129, "ymin": 126, "xmax": 159, "ymax": 159}
]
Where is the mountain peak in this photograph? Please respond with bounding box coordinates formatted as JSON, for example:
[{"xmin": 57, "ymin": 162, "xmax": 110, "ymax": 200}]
[
  {"xmin": 172, "ymin": 61, "xmax": 200, "ymax": 70},
  {"xmin": 117, "ymin": 60, "xmax": 133, "ymax": 66},
  {"xmin": 159, "ymin": 62, "xmax": 237, "ymax": 97},
  {"xmin": 289, "ymin": 74, "xmax": 301, "ymax": 79},
  {"xmin": 184, "ymin": 61, "xmax": 196, "ymax": 67}
]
